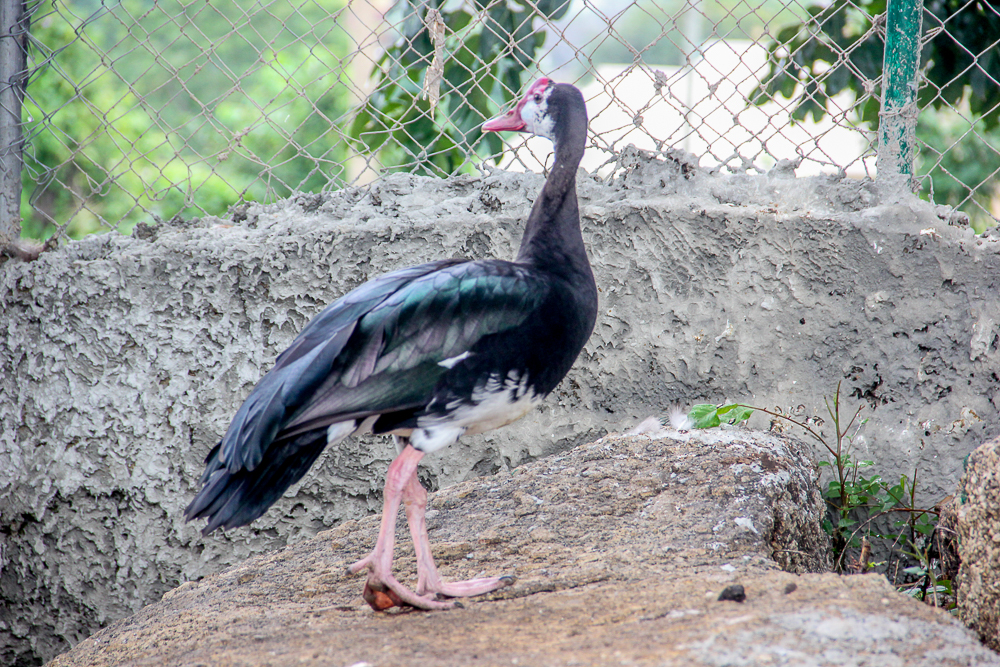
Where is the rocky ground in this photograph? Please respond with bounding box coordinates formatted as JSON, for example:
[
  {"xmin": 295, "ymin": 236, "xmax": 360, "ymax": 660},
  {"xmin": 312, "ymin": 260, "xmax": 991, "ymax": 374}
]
[
  {"xmin": 950, "ymin": 434, "xmax": 1000, "ymax": 654},
  {"xmin": 47, "ymin": 428, "xmax": 998, "ymax": 666}
]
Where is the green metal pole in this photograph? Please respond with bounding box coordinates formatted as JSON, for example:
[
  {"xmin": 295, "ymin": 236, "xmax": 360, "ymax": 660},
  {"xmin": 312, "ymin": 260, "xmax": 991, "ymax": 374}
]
[{"xmin": 877, "ymin": 0, "xmax": 923, "ymax": 201}]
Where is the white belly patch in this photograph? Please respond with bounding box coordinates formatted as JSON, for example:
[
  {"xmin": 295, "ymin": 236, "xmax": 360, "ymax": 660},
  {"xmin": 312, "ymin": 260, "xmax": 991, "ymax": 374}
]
[{"xmin": 409, "ymin": 371, "xmax": 543, "ymax": 452}]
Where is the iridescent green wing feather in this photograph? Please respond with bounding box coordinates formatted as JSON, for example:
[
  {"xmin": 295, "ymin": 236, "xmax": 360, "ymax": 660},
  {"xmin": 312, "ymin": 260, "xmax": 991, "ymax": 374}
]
[
  {"xmin": 217, "ymin": 259, "xmax": 547, "ymax": 473},
  {"xmin": 280, "ymin": 260, "xmax": 547, "ymax": 433}
]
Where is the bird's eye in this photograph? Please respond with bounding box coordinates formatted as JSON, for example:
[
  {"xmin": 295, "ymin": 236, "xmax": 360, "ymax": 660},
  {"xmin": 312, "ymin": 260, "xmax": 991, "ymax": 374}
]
[{"xmin": 533, "ymin": 93, "xmax": 542, "ymax": 103}]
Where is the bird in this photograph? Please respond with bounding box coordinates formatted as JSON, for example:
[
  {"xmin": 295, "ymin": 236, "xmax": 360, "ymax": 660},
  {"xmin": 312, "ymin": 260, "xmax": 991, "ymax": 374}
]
[{"xmin": 185, "ymin": 78, "xmax": 597, "ymax": 611}]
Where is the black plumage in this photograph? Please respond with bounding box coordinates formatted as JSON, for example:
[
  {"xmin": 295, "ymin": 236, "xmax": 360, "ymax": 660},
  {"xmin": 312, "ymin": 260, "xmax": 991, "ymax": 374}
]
[{"xmin": 186, "ymin": 78, "xmax": 597, "ymax": 610}]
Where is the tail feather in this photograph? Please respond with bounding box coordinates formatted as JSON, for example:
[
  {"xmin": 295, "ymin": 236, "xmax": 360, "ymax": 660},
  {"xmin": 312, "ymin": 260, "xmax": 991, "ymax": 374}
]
[
  {"xmin": 186, "ymin": 429, "xmax": 332, "ymax": 534},
  {"xmin": 185, "ymin": 468, "xmax": 231, "ymax": 519},
  {"xmin": 199, "ymin": 442, "xmax": 223, "ymax": 485}
]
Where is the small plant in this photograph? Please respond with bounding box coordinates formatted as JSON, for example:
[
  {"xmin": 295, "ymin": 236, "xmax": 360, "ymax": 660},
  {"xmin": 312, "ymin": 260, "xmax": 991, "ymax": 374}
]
[
  {"xmin": 899, "ymin": 537, "xmax": 953, "ymax": 608},
  {"xmin": 688, "ymin": 383, "xmax": 952, "ymax": 608}
]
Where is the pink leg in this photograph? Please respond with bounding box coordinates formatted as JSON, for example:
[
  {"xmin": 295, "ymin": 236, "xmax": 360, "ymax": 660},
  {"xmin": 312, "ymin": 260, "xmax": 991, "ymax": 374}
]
[
  {"xmin": 401, "ymin": 467, "xmax": 515, "ymax": 598},
  {"xmin": 347, "ymin": 445, "xmax": 453, "ymax": 611}
]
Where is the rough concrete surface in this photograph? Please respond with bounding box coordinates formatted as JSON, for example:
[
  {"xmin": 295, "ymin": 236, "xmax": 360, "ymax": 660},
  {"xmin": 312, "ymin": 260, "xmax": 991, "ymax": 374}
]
[
  {"xmin": 46, "ymin": 430, "xmax": 998, "ymax": 667},
  {"xmin": 953, "ymin": 434, "xmax": 1000, "ymax": 651},
  {"xmin": 3, "ymin": 152, "xmax": 1000, "ymax": 663}
]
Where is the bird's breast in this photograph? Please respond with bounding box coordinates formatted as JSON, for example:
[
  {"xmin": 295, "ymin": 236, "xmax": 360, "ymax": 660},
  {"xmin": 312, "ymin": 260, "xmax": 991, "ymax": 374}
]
[{"xmin": 409, "ymin": 370, "xmax": 544, "ymax": 451}]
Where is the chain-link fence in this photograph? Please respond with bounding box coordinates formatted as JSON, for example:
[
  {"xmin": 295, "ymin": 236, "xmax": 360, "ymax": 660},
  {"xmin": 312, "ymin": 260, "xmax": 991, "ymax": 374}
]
[{"xmin": 2, "ymin": 0, "xmax": 998, "ymax": 245}]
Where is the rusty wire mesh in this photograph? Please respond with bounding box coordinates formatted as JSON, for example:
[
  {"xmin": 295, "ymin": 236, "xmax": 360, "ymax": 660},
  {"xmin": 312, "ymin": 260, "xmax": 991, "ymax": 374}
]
[{"xmin": 11, "ymin": 0, "xmax": 1000, "ymax": 241}]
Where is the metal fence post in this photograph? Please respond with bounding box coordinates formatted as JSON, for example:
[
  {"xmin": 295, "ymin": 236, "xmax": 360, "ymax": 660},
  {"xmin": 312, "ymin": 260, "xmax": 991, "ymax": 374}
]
[
  {"xmin": 877, "ymin": 0, "xmax": 923, "ymax": 202},
  {"xmin": 1, "ymin": 0, "xmax": 28, "ymax": 250}
]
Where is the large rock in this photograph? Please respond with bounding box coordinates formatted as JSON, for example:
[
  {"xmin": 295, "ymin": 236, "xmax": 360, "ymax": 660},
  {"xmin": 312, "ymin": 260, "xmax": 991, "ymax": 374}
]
[
  {"xmin": 953, "ymin": 434, "xmax": 1000, "ymax": 651},
  {"xmin": 4, "ymin": 155, "xmax": 1000, "ymax": 663},
  {"xmin": 48, "ymin": 429, "xmax": 997, "ymax": 666}
]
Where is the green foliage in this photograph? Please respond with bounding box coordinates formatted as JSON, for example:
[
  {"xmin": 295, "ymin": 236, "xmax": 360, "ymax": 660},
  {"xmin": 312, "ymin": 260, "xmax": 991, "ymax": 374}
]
[
  {"xmin": 899, "ymin": 541, "xmax": 953, "ymax": 606},
  {"xmin": 21, "ymin": 0, "xmax": 352, "ymax": 239},
  {"xmin": 689, "ymin": 403, "xmax": 753, "ymax": 429},
  {"xmin": 814, "ymin": 415, "xmax": 950, "ymax": 607},
  {"xmin": 753, "ymin": 0, "xmax": 1000, "ymax": 131},
  {"xmin": 348, "ymin": 0, "xmax": 570, "ymax": 176},
  {"xmin": 751, "ymin": 0, "xmax": 1000, "ymax": 228},
  {"xmin": 689, "ymin": 383, "xmax": 951, "ymax": 607},
  {"xmin": 20, "ymin": 5, "xmax": 167, "ymax": 239},
  {"xmin": 751, "ymin": 0, "xmax": 883, "ymax": 126},
  {"xmin": 916, "ymin": 106, "xmax": 1000, "ymax": 232}
]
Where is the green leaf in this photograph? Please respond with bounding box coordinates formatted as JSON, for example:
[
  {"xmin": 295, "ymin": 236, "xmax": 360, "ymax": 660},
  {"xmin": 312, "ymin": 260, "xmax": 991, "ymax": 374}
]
[
  {"xmin": 877, "ymin": 494, "xmax": 898, "ymax": 513},
  {"xmin": 536, "ymin": 0, "xmax": 572, "ymax": 21},
  {"xmin": 449, "ymin": 9, "xmax": 474, "ymax": 33},
  {"xmin": 887, "ymin": 484, "xmax": 906, "ymax": 504},
  {"xmin": 689, "ymin": 404, "xmax": 721, "ymax": 429},
  {"xmin": 717, "ymin": 404, "xmax": 754, "ymax": 424},
  {"xmin": 915, "ymin": 515, "xmax": 936, "ymax": 536}
]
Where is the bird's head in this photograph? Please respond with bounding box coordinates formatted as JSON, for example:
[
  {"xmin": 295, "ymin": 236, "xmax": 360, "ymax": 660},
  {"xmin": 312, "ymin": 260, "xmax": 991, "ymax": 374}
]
[{"xmin": 482, "ymin": 78, "xmax": 556, "ymax": 141}]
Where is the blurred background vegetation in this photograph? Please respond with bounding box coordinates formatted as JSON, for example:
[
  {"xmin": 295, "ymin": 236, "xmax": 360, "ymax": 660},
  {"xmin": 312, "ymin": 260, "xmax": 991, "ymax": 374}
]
[
  {"xmin": 17, "ymin": 0, "xmax": 1000, "ymax": 239},
  {"xmin": 22, "ymin": 0, "xmax": 353, "ymax": 238},
  {"xmin": 752, "ymin": 0, "xmax": 1000, "ymax": 231}
]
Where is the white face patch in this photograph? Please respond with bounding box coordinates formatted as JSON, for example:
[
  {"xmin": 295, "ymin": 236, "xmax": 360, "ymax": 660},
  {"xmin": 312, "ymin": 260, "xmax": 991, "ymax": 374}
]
[{"xmin": 520, "ymin": 87, "xmax": 555, "ymax": 141}]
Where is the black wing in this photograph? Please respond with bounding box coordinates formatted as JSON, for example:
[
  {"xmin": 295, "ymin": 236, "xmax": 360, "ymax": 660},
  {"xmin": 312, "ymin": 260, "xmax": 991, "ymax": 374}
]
[{"xmin": 186, "ymin": 258, "xmax": 549, "ymax": 531}]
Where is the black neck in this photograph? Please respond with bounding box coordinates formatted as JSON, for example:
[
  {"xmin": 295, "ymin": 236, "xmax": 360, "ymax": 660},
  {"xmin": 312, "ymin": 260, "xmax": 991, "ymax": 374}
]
[{"xmin": 515, "ymin": 85, "xmax": 591, "ymax": 284}]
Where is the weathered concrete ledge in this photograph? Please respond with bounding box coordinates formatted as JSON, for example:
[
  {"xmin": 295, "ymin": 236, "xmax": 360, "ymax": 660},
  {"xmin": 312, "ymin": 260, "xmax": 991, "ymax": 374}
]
[{"xmin": 47, "ymin": 429, "xmax": 997, "ymax": 666}]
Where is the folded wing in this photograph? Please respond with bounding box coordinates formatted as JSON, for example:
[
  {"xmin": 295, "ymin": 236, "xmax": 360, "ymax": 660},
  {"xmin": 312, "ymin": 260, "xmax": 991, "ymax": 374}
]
[{"xmin": 186, "ymin": 258, "xmax": 548, "ymax": 532}]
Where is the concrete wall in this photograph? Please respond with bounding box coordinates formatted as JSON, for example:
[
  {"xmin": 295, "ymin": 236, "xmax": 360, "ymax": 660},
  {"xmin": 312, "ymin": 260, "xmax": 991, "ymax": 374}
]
[{"xmin": 2, "ymin": 151, "xmax": 998, "ymax": 664}]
